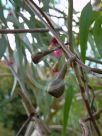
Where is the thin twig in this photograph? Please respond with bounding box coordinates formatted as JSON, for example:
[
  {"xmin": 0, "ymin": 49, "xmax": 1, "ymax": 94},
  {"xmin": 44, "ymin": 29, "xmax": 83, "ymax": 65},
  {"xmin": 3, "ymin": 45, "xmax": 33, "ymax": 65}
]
[
  {"xmin": 86, "ymin": 57, "xmax": 102, "ymax": 65},
  {"xmin": 3, "ymin": 55, "xmax": 35, "ymax": 114},
  {"xmin": 68, "ymin": 0, "xmax": 73, "ymax": 51},
  {"xmin": 16, "ymin": 113, "xmax": 34, "ymax": 136},
  {"xmin": 49, "ymin": 6, "xmax": 67, "ymax": 16},
  {"xmin": 80, "ymin": 109, "xmax": 102, "ymax": 136},
  {"xmin": 47, "ymin": 13, "xmax": 64, "ymax": 18},
  {"xmin": 0, "ymin": 28, "xmax": 62, "ymax": 34},
  {"xmin": 91, "ymin": 68, "xmax": 102, "ymax": 74},
  {"xmin": 84, "ymin": 109, "xmax": 102, "ymax": 122},
  {"xmin": 32, "ymin": 42, "xmax": 69, "ymax": 64},
  {"xmin": 80, "ymin": 119, "xmax": 89, "ymax": 136},
  {"xmin": 81, "ymin": 85, "xmax": 101, "ymax": 136}
]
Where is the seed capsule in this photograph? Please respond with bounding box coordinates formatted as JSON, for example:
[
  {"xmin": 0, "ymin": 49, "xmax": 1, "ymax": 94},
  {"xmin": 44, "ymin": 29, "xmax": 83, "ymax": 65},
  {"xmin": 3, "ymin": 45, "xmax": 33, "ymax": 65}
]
[{"xmin": 47, "ymin": 63, "xmax": 67, "ymax": 98}]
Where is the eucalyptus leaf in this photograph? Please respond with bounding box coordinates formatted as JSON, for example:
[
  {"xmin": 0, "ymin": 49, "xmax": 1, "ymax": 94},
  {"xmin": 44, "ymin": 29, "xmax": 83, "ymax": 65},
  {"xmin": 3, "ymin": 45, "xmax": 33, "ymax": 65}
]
[
  {"xmin": 93, "ymin": 16, "xmax": 102, "ymax": 56},
  {"xmin": 63, "ymin": 83, "xmax": 75, "ymax": 135},
  {"xmin": 7, "ymin": 13, "xmax": 32, "ymax": 52},
  {"xmin": 0, "ymin": 35, "xmax": 7, "ymax": 59},
  {"xmin": 14, "ymin": 35, "xmax": 27, "ymax": 78},
  {"xmin": 88, "ymin": 34, "xmax": 100, "ymax": 57},
  {"xmin": 10, "ymin": 77, "xmax": 17, "ymax": 97},
  {"xmin": 43, "ymin": 0, "xmax": 50, "ymax": 11},
  {"xmin": 0, "ymin": 1, "xmax": 6, "ymax": 25},
  {"xmin": 79, "ymin": 2, "xmax": 98, "ymax": 62}
]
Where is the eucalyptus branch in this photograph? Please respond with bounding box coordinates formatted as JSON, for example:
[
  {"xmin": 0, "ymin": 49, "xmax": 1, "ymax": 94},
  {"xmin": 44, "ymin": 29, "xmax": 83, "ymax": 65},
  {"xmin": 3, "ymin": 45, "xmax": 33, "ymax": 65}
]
[
  {"xmin": 32, "ymin": 42, "xmax": 68, "ymax": 64},
  {"xmin": 3, "ymin": 55, "xmax": 50, "ymax": 136},
  {"xmin": 74, "ymin": 64, "xmax": 101, "ymax": 136},
  {"xmin": 67, "ymin": 0, "xmax": 101, "ymax": 135},
  {"xmin": 91, "ymin": 68, "xmax": 102, "ymax": 74},
  {"xmin": 24, "ymin": 1, "xmax": 102, "ymax": 134},
  {"xmin": 84, "ymin": 109, "xmax": 102, "ymax": 122},
  {"xmin": 68, "ymin": 0, "xmax": 73, "ymax": 51},
  {"xmin": 3, "ymin": 56, "xmax": 31, "ymax": 99},
  {"xmin": 25, "ymin": 0, "xmax": 102, "ymax": 76},
  {"xmin": 0, "ymin": 28, "xmax": 61, "ymax": 34},
  {"xmin": 74, "ymin": 57, "xmax": 102, "ymax": 74},
  {"xmin": 47, "ymin": 13, "xmax": 64, "ymax": 19},
  {"xmin": 86, "ymin": 56, "xmax": 102, "ymax": 65},
  {"xmin": 25, "ymin": 0, "xmax": 76, "ymax": 60},
  {"xmin": 49, "ymin": 6, "xmax": 67, "ymax": 16},
  {"xmin": 80, "ymin": 119, "xmax": 89, "ymax": 136},
  {"xmin": 80, "ymin": 108, "xmax": 102, "ymax": 136},
  {"xmin": 31, "ymin": 42, "xmax": 102, "ymax": 74},
  {"xmin": 16, "ymin": 113, "xmax": 34, "ymax": 136}
]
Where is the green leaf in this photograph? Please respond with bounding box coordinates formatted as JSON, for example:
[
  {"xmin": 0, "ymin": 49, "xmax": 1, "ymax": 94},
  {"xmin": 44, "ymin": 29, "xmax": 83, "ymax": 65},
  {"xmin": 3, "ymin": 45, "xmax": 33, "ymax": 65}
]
[
  {"xmin": 7, "ymin": 14, "xmax": 32, "ymax": 52},
  {"xmin": 10, "ymin": 77, "xmax": 17, "ymax": 97},
  {"xmin": 43, "ymin": 0, "xmax": 50, "ymax": 11},
  {"xmin": 0, "ymin": 35, "xmax": 7, "ymax": 59},
  {"xmin": 0, "ymin": 1, "xmax": 7, "ymax": 25},
  {"xmin": 63, "ymin": 83, "xmax": 75, "ymax": 135},
  {"xmin": 88, "ymin": 34, "xmax": 100, "ymax": 57},
  {"xmin": 79, "ymin": 2, "xmax": 97, "ymax": 62},
  {"xmin": 14, "ymin": 35, "xmax": 27, "ymax": 77},
  {"xmin": 93, "ymin": 16, "xmax": 102, "ymax": 57}
]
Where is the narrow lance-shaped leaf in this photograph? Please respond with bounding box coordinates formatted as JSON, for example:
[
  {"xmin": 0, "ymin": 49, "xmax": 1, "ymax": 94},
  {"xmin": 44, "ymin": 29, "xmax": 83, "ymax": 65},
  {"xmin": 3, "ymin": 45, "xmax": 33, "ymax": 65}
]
[
  {"xmin": 7, "ymin": 13, "xmax": 32, "ymax": 52},
  {"xmin": 0, "ymin": 1, "xmax": 7, "ymax": 25},
  {"xmin": 93, "ymin": 16, "xmax": 102, "ymax": 57},
  {"xmin": 0, "ymin": 35, "xmax": 7, "ymax": 59},
  {"xmin": 63, "ymin": 83, "xmax": 75, "ymax": 135},
  {"xmin": 79, "ymin": 2, "xmax": 98, "ymax": 62},
  {"xmin": 88, "ymin": 34, "xmax": 100, "ymax": 57},
  {"xmin": 10, "ymin": 77, "xmax": 17, "ymax": 97}
]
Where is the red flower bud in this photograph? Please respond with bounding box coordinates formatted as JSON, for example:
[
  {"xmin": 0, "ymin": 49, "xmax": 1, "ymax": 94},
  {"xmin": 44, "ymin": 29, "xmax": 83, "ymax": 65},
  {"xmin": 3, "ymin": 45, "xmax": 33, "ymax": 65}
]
[
  {"xmin": 8, "ymin": 12, "xmax": 13, "ymax": 16},
  {"xmin": 2, "ymin": 57, "xmax": 14, "ymax": 66},
  {"xmin": 9, "ymin": 57, "xmax": 14, "ymax": 65},
  {"xmin": 53, "ymin": 49, "xmax": 63, "ymax": 57},
  {"xmin": 50, "ymin": 37, "xmax": 59, "ymax": 46}
]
